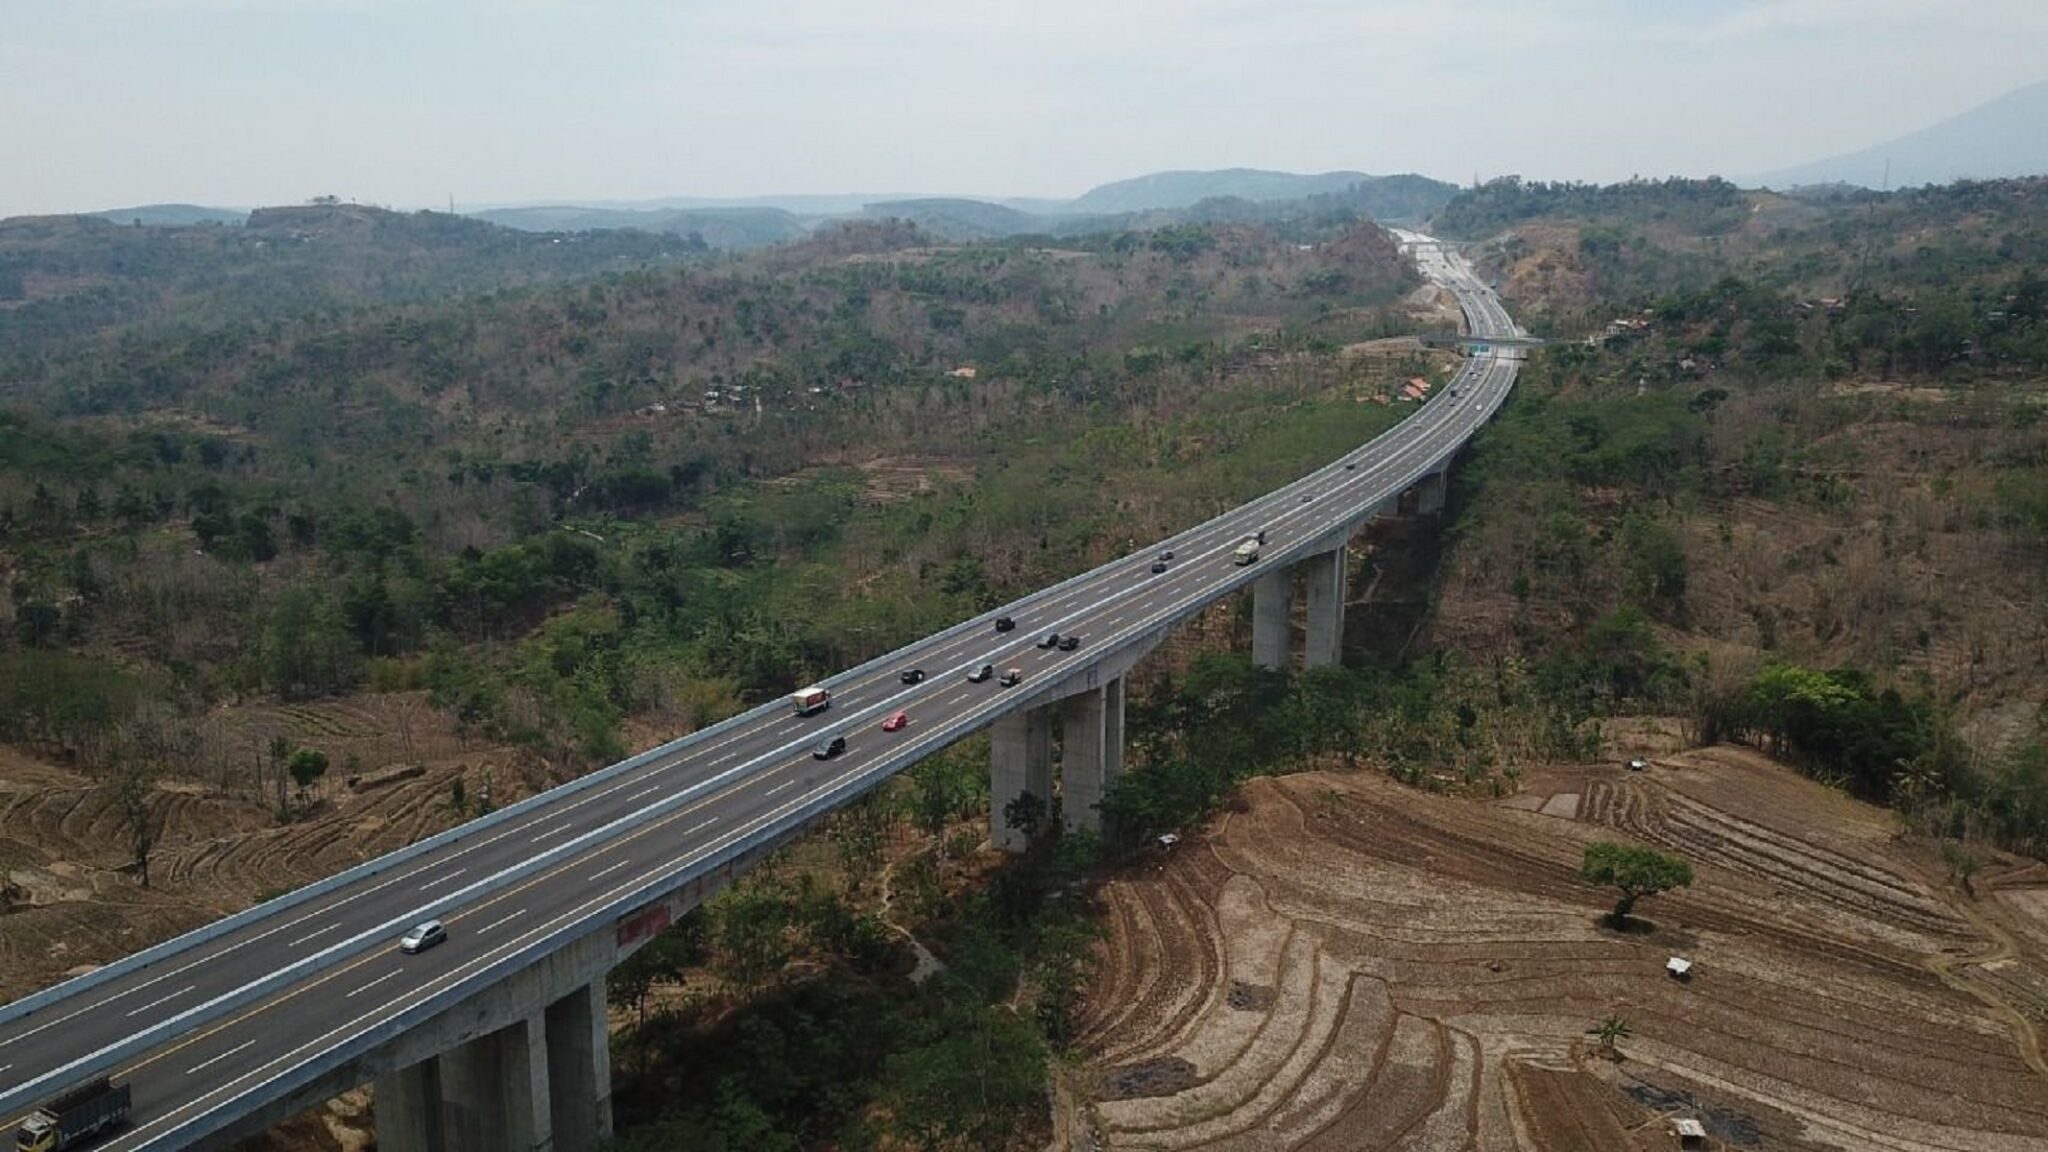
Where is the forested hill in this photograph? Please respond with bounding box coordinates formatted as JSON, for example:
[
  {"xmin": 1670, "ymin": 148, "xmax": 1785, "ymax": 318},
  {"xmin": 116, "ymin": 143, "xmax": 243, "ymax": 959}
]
[
  {"xmin": 0, "ymin": 215, "xmax": 1420, "ymax": 770},
  {"xmin": 1421, "ymin": 174, "xmax": 2048, "ymax": 857},
  {"xmin": 0, "ymin": 204, "xmax": 699, "ymax": 361}
]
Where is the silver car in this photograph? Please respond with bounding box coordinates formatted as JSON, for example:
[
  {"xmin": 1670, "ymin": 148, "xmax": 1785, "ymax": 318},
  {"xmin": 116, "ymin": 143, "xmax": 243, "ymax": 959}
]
[{"xmin": 400, "ymin": 920, "xmax": 447, "ymax": 953}]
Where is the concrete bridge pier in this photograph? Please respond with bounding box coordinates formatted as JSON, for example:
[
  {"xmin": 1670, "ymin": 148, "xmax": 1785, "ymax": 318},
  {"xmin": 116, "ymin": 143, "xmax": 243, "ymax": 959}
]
[
  {"xmin": 1252, "ymin": 571, "xmax": 1292, "ymax": 671},
  {"xmin": 1414, "ymin": 464, "xmax": 1449, "ymax": 516},
  {"xmin": 1060, "ymin": 678, "xmax": 1125, "ymax": 834},
  {"xmin": 989, "ymin": 678, "xmax": 1131, "ymax": 848},
  {"xmin": 373, "ymin": 978, "xmax": 611, "ymax": 1152},
  {"xmin": 373, "ymin": 1061, "xmax": 443, "ymax": 1152},
  {"xmin": 990, "ymin": 705, "xmax": 1054, "ymax": 851},
  {"xmin": 991, "ymin": 634, "xmax": 1158, "ymax": 850},
  {"xmin": 1302, "ymin": 545, "xmax": 1348, "ymax": 668},
  {"xmin": 544, "ymin": 980, "xmax": 612, "ymax": 1152},
  {"xmin": 438, "ymin": 1012, "xmax": 550, "ymax": 1150}
]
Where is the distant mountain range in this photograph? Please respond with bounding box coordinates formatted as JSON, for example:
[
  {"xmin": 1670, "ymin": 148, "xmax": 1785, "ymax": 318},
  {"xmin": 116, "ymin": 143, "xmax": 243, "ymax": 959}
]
[
  {"xmin": 39, "ymin": 168, "xmax": 1459, "ymax": 249},
  {"xmin": 480, "ymin": 170, "xmax": 1458, "ymax": 245},
  {"xmin": 856, "ymin": 174, "xmax": 1461, "ymax": 242},
  {"xmin": 1066, "ymin": 168, "xmax": 1382, "ymax": 214},
  {"xmin": 1753, "ymin": 80, "xmax": 2048, "ymax": 190}
]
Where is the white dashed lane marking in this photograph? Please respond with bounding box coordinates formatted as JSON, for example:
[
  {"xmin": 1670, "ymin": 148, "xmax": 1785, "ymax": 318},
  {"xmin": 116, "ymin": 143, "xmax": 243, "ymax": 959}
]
[{"xmin": 184, "ymin": 1041, "xmax": 254, "ymax": 1077}]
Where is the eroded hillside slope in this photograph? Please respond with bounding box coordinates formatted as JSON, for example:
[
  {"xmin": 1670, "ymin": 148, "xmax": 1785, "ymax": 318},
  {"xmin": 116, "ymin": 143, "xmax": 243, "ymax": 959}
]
[{"xmin": 1072, "ymin": 750, "xmax": 2048, "ymax": 1151}]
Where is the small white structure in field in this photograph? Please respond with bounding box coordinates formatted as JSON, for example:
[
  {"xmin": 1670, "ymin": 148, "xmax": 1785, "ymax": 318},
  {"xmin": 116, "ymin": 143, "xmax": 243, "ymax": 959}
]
[
  {"xmin": 1672, "ymin": 1116, "xmax": 1707, "ymax": 1146},
  {"xmin": 1157, "ymin": 833, "xmax": 1181, "ymax": 850},
  {"xmin": 1666, "ymin": 956, "xmax": 1694, "ymax": 981}
]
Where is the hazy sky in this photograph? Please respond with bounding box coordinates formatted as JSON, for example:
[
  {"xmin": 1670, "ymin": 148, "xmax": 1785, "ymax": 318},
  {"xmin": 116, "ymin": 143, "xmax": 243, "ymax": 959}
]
[{"xmin": 4, "ymin": 0, "xmax": 2047, "ymax": 216}]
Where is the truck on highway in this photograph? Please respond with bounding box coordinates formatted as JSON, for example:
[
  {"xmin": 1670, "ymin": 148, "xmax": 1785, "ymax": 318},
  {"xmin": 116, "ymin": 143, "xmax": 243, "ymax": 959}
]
[
  {"xmin": 790, "ymin": 686, "xmax": 830, "ymax": 716},
  {"xmin": 15, "ymin": 1077, "xmax": 131, "ymax": 1152},
  {"xmin": 1233, "ymin": 540, "xmax": 1261, "ymax": 566}
]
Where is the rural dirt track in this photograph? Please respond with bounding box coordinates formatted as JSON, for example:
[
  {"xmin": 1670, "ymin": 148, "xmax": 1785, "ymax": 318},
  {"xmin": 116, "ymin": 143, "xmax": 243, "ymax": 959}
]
[{"xmin": 1071, "ymin": 746, "xmax": 2048, "ymax": 1151}]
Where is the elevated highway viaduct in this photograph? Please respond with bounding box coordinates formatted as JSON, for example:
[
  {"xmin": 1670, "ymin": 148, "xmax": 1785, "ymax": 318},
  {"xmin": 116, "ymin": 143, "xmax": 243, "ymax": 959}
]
[{"xmin": 0, "ymin": 231, "xmax": 1522, "ymax": 1151}]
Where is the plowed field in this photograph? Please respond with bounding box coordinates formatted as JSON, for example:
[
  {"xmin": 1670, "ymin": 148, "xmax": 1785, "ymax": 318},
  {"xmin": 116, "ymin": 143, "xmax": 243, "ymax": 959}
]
[{"xmin": 1070, "ymin": 745, "xmax": 2048, "ymax": 1151}]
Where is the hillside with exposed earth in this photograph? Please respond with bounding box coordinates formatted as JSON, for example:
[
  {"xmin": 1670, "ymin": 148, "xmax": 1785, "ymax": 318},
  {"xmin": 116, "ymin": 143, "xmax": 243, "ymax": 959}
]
[{"xmin": 1067, "ymin": 745, "xmax": 2048, "ymax": 1151}]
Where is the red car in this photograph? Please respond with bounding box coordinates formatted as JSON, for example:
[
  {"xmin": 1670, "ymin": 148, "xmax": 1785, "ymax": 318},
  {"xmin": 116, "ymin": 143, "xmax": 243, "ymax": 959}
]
[{"xmin": 882, "ymin": 710, "xmax": 909, "ymax": 732}]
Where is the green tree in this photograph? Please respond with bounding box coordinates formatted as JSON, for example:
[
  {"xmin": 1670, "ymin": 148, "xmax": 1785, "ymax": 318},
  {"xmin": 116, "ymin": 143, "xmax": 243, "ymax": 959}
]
[
  {"xmin": 1002, "ymin": 790, "xmax": 1046, "ymax": 841},
  {"xmin": 268, "ymin": 734, "xmax": 292, "ymax": 819},
  {"xmin": 1941, "ymin": 840, "xmax": 1983, "ymax": 896},
  {"xmin": 713, "ymin": 881, "xmax": 795, "ymax": 992},
  {"xmin": 1588, "ymin": 1014, "xmax": 1631, "ymax": 1059},
  {"xmin": 884, "ymin": 997, "xmax": 1047, "ymax": 1152},
  {"xmin": 114, "ymin": 759, "xmax": 158, "ymax": 889},
  {"xmin": 262, "ymin": 587, "xmax": 360, "ymax": 700},
  {"xmin": 14, "ymin": 601, "xmax": 61, "ymax": 648},
  {"xmin": 1580, "ymin": 841, "xmax": 1693, "ymax": 925},
  {"xmin": 832, "ymin": 793, "xmax": 891, "ymax": 895},
  {"xmin": 1033, "ymin": 922, "xmax": 1096, "ymax": 1048},
  {"xmin": 609, "ymin": 913, "xmax": 708, "ymax": 1066},
  {"xmin": 286, "ymin": 747, "xmax": 329, "ymax": 806}
]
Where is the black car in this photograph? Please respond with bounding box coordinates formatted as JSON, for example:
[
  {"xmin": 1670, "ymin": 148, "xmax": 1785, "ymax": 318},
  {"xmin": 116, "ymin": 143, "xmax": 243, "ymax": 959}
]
[
  {"xmin": 812, "ymin": 735, "xmax": 847, "ymax": 760},
  {"xmin": 1345, "ymin": 462, "xmax": 1357, "ymax": 471},
  {"xmin": 1037, "ymin": 632, "xmax": 1061, "ymax": 649},
  {"xmin": 1057, "ymin": 635, "xmax": 1082, "ymax": 652},
  {"xmin": 994, "ymin": 616, "xmax": 1015, "ymax": 633},
  {"xmin": 900, "ymin": 668, "xmax": 926, "ymax": 684},
  {"xmin": 1253, "ymin": 529, "xmax": 1268, "ymax": 543},
  {"xmin": 1301, "ymin": 493, "xmax": 1313, "ymax": 503},
  {"xmin": 967, "ymin": 664, "xmax": 994, "ymax": 683},
  {"xmin": 998, "ymin": 668, "xmax": 1023, "ymax": 687},
  {"xmin": 1150, "ymin": 560, "xmax": 1169, "ymax": 574}
]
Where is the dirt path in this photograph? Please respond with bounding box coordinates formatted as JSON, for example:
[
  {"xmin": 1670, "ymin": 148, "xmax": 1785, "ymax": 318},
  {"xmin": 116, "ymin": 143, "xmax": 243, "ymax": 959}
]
[
  {"xmin": 1924, "ymin": 876, "xmax": 2048, "ymax": 1078},
  {"xmin": 877, "ymin": 847, "xmax": 946, "ymax": 986}
]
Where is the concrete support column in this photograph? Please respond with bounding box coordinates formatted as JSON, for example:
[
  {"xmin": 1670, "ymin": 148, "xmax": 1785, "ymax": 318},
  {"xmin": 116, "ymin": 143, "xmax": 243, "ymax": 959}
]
[
  {"xmin": 1302, "ymin": 546, "xmax": 1348, "ymax": 668},
  {"xmin": 544, "ymin": 978, "xmax": 613, "ymax": 1152},
  {"xmin": 375, "ymin": 1057, "xmax": 444, "ymax": 1152},
  {"xmin": 1416, "ymin": 466, "xmax": 1448, "ymax": 516},
  {"xmin": 990, "ymin": 705, "xmax": 1054, "ymax": 852},
  {"xmin": 440, "ymin": 1013, "xmax": 552, "ymax": 1152},
  {"xmin": 1061, "ymin": 680, "xmax": 1125, "ymax": 833},
  {"xmin": 1252, "ymin": 571, "xmax": 1292, "ymax": 671}
]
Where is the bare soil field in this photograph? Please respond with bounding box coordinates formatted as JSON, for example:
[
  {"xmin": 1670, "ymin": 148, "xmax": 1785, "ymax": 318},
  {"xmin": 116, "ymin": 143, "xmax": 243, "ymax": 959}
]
[
  {"xmin": 1069, "ymin": 745, "xmax": 2048, "ymax": 1151},
  {"xmin": 0, "ymin": 692, "xmax": 539, "ymax": 1005}
]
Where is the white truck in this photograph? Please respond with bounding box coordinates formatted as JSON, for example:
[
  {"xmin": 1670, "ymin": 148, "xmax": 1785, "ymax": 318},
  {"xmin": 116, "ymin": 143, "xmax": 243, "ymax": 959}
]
[
  {"xmin": 790, "ymin": 686, "xmax": 831, "ymax": 716},
  {"xmin": 1233, "ymin": 539, "xmax": 1261, "ymax": 566}
]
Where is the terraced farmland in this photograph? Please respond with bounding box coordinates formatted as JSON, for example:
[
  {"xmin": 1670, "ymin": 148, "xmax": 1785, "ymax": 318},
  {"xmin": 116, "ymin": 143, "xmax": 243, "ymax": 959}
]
[
  {"xmin": 0, "ymin": 692, "xmax": 531, "ymax": 1004},
  {"xmin": 1070, "ymin": 746, "xmax": 2048, "ymax": 1151}
]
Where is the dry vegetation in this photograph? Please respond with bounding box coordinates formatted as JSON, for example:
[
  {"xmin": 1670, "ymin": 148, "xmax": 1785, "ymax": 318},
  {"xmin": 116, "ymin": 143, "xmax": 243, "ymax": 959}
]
[
  {"xmin": 1068, "ymin": 749, "xmax": 2048, "ymax": 1151},
  {"xmin": 1436, "ymin": 381, "xmax": 2048, "ymax": 729},
  {"xmin": 0, "ymin": 693, "xmax": 539, "ymax": 1004}
]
